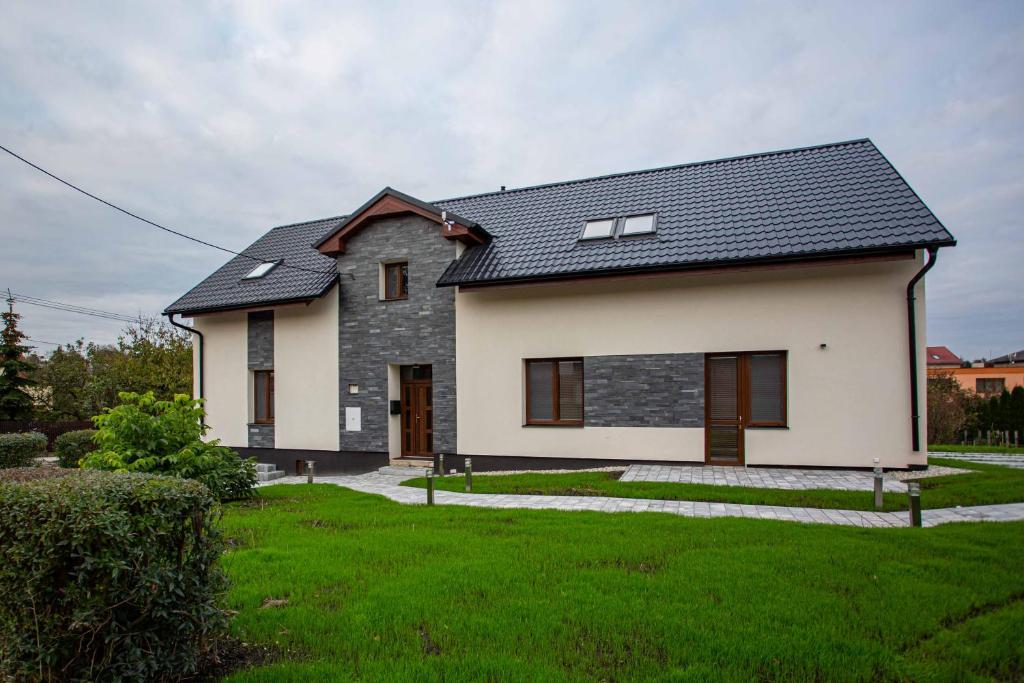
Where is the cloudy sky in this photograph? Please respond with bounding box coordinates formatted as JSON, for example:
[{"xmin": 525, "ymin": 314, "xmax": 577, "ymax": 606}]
[{"xmin": 1, "ymin": 1, "xmax": 1021, "ymax": 360}]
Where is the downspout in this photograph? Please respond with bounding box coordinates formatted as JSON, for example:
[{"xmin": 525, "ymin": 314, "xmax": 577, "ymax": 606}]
[
  {"xmin": 167, "ymin": 313, "xmax": 205, "ymax": 425},
  {"xmin": 907, "ymin": 247, "xmax": 939, "ymax": 452}
]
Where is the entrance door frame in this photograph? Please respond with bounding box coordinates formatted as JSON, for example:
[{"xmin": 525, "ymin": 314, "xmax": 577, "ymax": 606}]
[
  {"xmin": 704, "ymin": 352, "xmax": 746, "ymax": 466},
  {"xmin": 400, "ymin": 371, "xmax": 433, "ymax": 457}
]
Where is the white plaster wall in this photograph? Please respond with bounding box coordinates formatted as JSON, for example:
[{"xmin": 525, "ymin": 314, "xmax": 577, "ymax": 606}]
[
  {"xmin": 455, "ymin": 255, "xmax": 929, "ymax": 469},
  {"xmin": 192, "ymin": 311, "xmax": 248, "ymax": 448},
  {"xmin": 274, "ymin": 287, "xmax": 340, "ymax": 451}
]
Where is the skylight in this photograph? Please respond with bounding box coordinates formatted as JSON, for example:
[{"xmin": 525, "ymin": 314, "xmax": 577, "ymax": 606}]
[
  {"xmin": 580, "ymin": 219, "xmax": 615, "ymax": 240},
  {"xmin": 242, "ymin": 261, "xmax": 279, "ymax": 280},
  {"xmin": 621, "ymin": 214, "xmax": 656, "ymax": 236},
  {"xmin": 579, "ymin": 214, "xmax": 658, "ymax": 242}
]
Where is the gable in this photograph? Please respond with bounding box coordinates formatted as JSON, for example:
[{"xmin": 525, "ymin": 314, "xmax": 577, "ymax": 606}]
[{"xmin": 314, "ymin": 187, "xmax": 489, "ymax": 257}]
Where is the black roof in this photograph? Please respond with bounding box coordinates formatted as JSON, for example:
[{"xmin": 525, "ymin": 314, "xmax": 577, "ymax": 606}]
[
  {"xmin": 164, "ymin": 217, "xmax": 341, "ymax": 315},
  {"xmin": 990, "ymin": 350, "xmax": 1024, "ymax": 365},
  {"xmin": 166, "ymin": 139, "xmax": 954, "ymax": 315},
  {"xmin": 435, "ymin": 139, "xmax": 954, "ymax": 286}
]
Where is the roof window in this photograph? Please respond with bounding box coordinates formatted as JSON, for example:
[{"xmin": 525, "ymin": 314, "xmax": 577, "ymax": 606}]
[
  {"xmin": 579, "ymin": 214, "xmax": 658, "ymax": 242},
  {"xmin": 580, "ymin": 219, "xmax": 615, "ymax": 240},
  {"xmin": 242, "ymin": 261, "xmax": 279, "ymax": 280},
  {"xmin": 621, "ymin": 214, "xmax": 656, "ymax": 236}
]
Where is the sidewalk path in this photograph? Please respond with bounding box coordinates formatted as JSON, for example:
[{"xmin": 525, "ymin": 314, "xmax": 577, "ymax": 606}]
[
  {"xmin": 930, "ymin": 452, "xmax": 1024, "ymax": 469},
  {"xmin": 260, "ymin": 471, "xmax": 1024, "ymax": 529}
]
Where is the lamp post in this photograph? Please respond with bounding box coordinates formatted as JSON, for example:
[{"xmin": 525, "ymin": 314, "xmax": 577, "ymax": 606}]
[
  {"xmin": 873, "ymin": 458, "xmax": 884, "ymax": 509},
  {"xmin": 908, "ymin": 482, "xmax": 921, "ymax": 527}
]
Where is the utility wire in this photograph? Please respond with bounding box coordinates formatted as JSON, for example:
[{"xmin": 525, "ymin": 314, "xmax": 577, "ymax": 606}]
[
  {"xmin": 0, "ymin": 143, "xmax": 336, "ymax": 276},
  {"xmin": 7, "ymin": 291, "xmax": 155, "ymax": 324},
  {"xmin": 26, "ymin": 338, "xmax": 61, "ymax": 346},
  {"xmin": 11, "ymin": 292, "xmax": 154, "ymax": 322}
]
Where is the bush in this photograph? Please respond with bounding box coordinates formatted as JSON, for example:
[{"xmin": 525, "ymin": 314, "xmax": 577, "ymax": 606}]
[
  {"xmin": 53, "ymin": 428, "xmax": 97, "ymax": 468},
  {"xmin": 81, "ymin": 391, "xmax": 257, "ymax": 500},
  {"xmin": 0, "ymin": 470, "xmax": 228, "ymax": 681},
  {"xmin": 0, "ymin": 431, "xmax": 47, "ymax": 468}
]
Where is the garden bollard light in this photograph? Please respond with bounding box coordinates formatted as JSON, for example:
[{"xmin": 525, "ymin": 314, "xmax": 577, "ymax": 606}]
[
  {"xmin": 907, "ymin": 482, "xmax": 921, "ymax": 528},
  {"xmin": 465, "ymin": 458, "xmax": 472, "ymax": 493},
  {"xmin": 873, "ymin": 458, "xmax": 884, "ymax": 509},
  {"xmin": 306, "ymin": 460, "xmax": 316, "ymax": 484},
  {"xmin": 426, "ymin": 471, "xmax": 435, "ymax": 506}
]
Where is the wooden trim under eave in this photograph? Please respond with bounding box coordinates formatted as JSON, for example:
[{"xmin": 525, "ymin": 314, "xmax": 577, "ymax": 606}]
[{"xmin": 317, "ymin": 193, "xmax": 486, "ymax": 256}]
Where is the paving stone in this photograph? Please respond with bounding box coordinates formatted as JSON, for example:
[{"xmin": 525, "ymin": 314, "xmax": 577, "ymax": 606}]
[{"xmin": 258, "ymin": 471, "xmax": 1024, "ymax": 528}]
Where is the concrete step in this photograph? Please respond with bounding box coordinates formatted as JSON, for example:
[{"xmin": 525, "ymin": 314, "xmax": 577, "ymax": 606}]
[
  {"xmin": 257, "ymin": 469, "xmax": 286, "ymax": 482},
  {"xmin": 378, "ymin": 465, "xmax": 431, "ymax": 477},
  {"xmin": 255, "ymin": 463, "xmax": 278, "ymax": 474}
]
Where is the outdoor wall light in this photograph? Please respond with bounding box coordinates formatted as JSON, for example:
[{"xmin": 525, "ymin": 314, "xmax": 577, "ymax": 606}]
[{"xmin": 819, "ymin": 343, "xmax": 828, "ymax": 350}]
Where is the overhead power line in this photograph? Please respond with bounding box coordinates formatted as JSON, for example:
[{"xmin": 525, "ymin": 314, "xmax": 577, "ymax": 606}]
[
  {"xmin": 8, "ymin": 291, "xmax": 155, "ymax": 324},
  {"xmin": 0, "ymin": 142, "xmax": 335, "ymax": 276},
  {"xmin": 26, "ymin": 338, "xmax": 61, "ymax": 347}
]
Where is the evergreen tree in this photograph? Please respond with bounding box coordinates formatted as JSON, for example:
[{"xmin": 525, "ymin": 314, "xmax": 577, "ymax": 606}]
[{"xmin": 0, "ymin": 299, "xmax": 37, "ymax": 419}]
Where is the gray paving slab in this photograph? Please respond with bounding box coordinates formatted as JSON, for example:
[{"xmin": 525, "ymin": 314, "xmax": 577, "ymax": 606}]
[
  {"xmin": 258, "ymin": 471, "xmax": 1024, "ymax": 528},
  {"xmin": 929, "ymin": 452, "xmax": 1024, "ymax": 469}
]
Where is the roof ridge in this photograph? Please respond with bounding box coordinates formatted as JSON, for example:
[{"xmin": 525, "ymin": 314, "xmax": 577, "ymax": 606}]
[
  {"xmin": 268, "ymin": 215, "xmax": 347, "ymax": 231},
  {"xmin": 434, "ymin": 138, "xmax": 873, "ymax": 205}
]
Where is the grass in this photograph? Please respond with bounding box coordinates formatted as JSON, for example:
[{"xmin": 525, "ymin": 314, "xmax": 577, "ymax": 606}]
[
  {"xmin": 930, "ymin": 443, "xmax": 1024, "ymax": 454},
  {"xmin": 401, "ymin": 458, "xmax": 1024, "ymax": 512},
  {"xmin": 220, "ymin": 485, "xmax": 1024, "ymax": 681}
]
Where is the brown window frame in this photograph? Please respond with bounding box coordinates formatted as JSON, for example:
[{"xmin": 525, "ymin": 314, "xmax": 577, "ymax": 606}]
[
  {"xmin": 524, "ymin": 358, "xmax": 584, "ymax": 427},
  {"xmin": 253, "ymin": 369, "xmax": 275, "ymax": 424},
  {"xmin": 741, "ymin": 351, "xmax": 787, "ymax": 429},
  {"xmin": 976, "ymin": 377, "xmax": 1005, "ymax": 395},
  {"xmin": 383, "ymin": 262, "xmax": 408, "ymax": 301}
]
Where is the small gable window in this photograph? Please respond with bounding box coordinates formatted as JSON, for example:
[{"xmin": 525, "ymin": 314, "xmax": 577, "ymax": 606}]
[
  {"xmin": 384, "ymin": 262, "xmax": 409, "ymax": 300},
  {"xmin": 580, "ymin": 219, "xmax": 615, "ymax": 240},
  {"xmin": 243, "ymin": 261, "xmax": 279, "ymax": 280},
  {"xmin": 621, "ymin": 214, "xmax": 656, "ymax": 236}
]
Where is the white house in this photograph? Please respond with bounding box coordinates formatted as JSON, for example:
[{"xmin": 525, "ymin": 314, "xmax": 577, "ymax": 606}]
[{"xmin": 165, "ymin": 139, "xmax": 954, "ymax": 474}]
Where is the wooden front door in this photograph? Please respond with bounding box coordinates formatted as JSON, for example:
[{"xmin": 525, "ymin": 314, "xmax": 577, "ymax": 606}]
[
  {"xmin": 705, "ymin": 354, "xmax": 744, "ymax": 465},
  {"xmin": 400, "ymin": 378, "xmax": 433, "ymax": 457}
]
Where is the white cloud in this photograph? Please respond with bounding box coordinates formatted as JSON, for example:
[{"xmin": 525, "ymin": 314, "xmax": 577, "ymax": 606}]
[{"xmin": 0, "ymin": 0, "xmax": 1021, "ymax": 359}]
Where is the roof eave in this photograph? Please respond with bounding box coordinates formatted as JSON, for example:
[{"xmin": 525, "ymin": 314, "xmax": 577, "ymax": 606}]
[
  {"xmin": 163, "ymin": 277, "xmax": 339, "ymax": 317},
  {"xmin": 438, "ymin": 241, "xmax": 955, "ymax": 289}
]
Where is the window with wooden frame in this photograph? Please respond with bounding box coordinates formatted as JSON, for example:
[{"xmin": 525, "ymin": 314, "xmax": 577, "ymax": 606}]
[
  {"xmin": 383, "ymin": 262, "xmax": 408, "ymax": 300},
  {"xmin": 976, "ymin": 377, "xmax": 1005, "ymax": 395},
  {"xmin": 744, "ymin": 351, "xmax": 787, "ymax": 427},
  {"xmin": 253, "ymin": 370, "xmax": 274, "ymax": 424},
  {"xmin": 525, "ymin": 358, "xmax": 584, "ymax": 425}
]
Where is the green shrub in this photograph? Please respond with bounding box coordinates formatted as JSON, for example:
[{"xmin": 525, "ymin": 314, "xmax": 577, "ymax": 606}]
[
  {"xmin": 0, "ymin": 470, "xmax": 228, "ymax": 681},
  {"xmin": 0, "ymin": 431, "xmax": 47, "ymax": 468},
  {"xmin": 81, "ymin": 391, "xmax": 257, "ymax": 500},
  {"xmin": 53, "ymin": 428, "xmax": 97, "ymax": 468}
]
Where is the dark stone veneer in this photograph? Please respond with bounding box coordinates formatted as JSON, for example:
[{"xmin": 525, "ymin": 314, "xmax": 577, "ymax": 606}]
[
  {"xmin": 335, "ymin": 215, "xmax": 457, "ymax": 454},
  {"xmin": 584, "ymin": 354, "xmax": 704, "ymax": 427},
  {"xmin": 247, "ymin": 311, "xmax": 274, "ymax": 448}
]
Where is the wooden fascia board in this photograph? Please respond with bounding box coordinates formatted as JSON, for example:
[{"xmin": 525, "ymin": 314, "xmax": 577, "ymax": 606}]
[{"xmin": 317, "ymin": 194, "xmax": 485, "ymax": 256}]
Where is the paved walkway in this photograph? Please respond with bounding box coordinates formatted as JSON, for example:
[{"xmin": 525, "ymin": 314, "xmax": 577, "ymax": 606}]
[
  {"xmin": 620, "ymin": 464, "xmax": 908, "ymax": 492},
  {"xmin": 260, "ymin": 471, "xmax": 1024, "ymax": 529},
  {"xmin": 930, "ymin": 452, "xmax": 1024, "ymax": 469}
]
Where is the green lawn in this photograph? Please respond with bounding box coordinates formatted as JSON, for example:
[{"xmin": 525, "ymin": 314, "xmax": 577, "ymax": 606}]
[
  {"xmin": 931, "ymin": 444, "xmax": 1024, "ymax": 454},
  {"xmin": 220, "ymin": 485, "xmax": 1024, "ymax": 681},
  {"xmin": 402, "ymin": 458, "xmax": 1024, "ymax": 512}
]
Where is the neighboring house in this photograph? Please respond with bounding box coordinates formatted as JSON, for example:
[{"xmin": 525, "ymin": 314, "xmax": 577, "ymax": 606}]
[
  {"xmin": 926, "ymin": 346, "xmax": 962, "ymax": 369},
  {"xmin": 929, "ymin": 348, "xmax": 1024, "ymax": 396},
  {"xmin": 165, "ymin": 139, "xmax": 955, "ymax": 473},
  {"xmin": 990, "ymin": 349, "xmax": 1024, "ymax": 367}
]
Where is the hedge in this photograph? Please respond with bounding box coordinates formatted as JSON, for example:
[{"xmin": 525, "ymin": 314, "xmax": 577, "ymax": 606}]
[
  {"xmin": 53, "ymin": 428, "xmax": 97, "ymax": 468},
  {"xmin": 0, "ymin": 431, "xmax": 47, "ymax": 468},
  {"xmin": 0, "ymin": 470, "xmax": 229, "ymax": 681}
]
